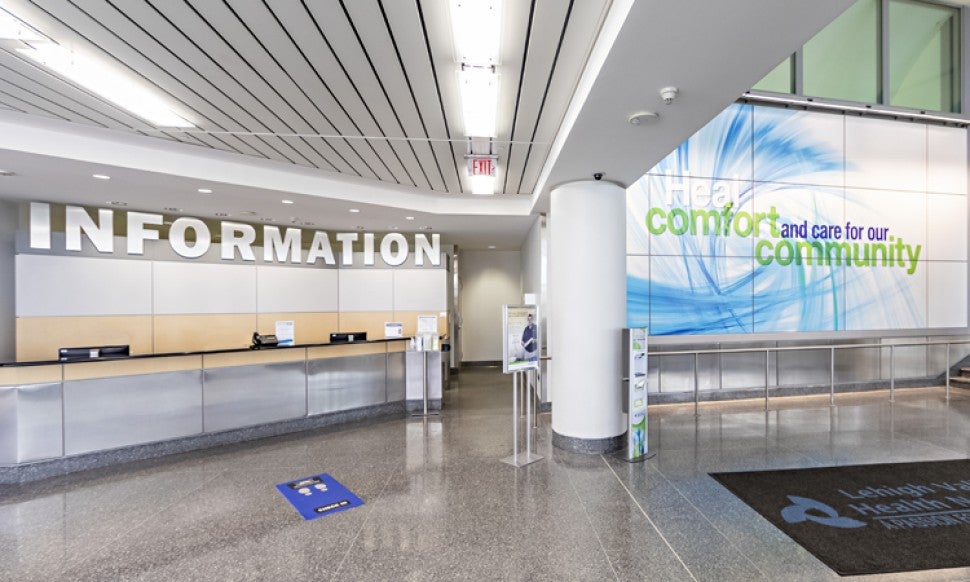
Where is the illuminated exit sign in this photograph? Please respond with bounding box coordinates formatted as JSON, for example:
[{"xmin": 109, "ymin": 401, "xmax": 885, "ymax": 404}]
[{"xmin": 468, "ymin": 157, "xmax": 497, "ymax": 177}]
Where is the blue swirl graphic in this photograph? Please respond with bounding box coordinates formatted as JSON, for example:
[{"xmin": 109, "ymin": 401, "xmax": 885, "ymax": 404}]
[{"xmin": 627, "ymin": 104, "xmax": 887, "ymax": 335}]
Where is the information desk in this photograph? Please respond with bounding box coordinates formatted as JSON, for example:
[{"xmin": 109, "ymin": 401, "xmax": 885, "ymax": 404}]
[{"xmin": 0, "ymin": 340, "xmax": 442, "ymax": 482}]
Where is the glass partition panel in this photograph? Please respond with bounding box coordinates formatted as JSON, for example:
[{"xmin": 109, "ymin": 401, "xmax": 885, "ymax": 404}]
[
  {"xmin": 753, "ymin": 56, "xmax": 794, "ymax": 94},
  {"xmin": 889, "ymin": 0, "xmax": 960, "ymax": 112},
  {"xmin": 803, "ymin": 0, "xmax": 880, "ymax": 103}
]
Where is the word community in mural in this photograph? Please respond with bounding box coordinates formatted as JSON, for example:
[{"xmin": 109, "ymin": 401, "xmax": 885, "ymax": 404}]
[{"xmin": 645, "ymin": 202, "xmax": 922, "ymax": 275}]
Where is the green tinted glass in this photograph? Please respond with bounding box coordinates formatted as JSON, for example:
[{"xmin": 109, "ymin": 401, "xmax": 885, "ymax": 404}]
[
  {"xmin": 753, "ymin": 56, "xmax": 794, "ymax": 94},
  {"xmin": 889, "ymin": 0, "xmax": 960, "ymax": 112},
  {"xmin": 803, "ymin": 0, "xmax": 880, "ymax": 103}
]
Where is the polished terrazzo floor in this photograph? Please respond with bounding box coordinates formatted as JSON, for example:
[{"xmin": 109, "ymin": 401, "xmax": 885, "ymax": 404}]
[{"xmin": 1, "ymin": 368, "xmax": 969, "ymax": 581}]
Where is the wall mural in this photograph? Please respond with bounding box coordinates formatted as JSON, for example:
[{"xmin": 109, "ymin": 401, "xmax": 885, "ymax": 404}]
[{"xmin": 627, "ymin": 103, "xmax": 968, "ymax": 335}]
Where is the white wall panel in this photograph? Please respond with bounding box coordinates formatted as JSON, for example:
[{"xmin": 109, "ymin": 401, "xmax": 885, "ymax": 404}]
[
  {"xmin": 845, "ymin": 117, "xmax": 926, "ymax": 191},
  {"xmin": 926, "ymin": 194, "xmax": 968, "ymax": 261},
  {"xmin": 256, "ymin": 266, "xmax": 338, "ymax": 313},
  {"xmin": 928, "ymin": 125, "xmax": 968, "ymax": 195},
  {"xmin": 753, "ymin": 108, "xmax": 844, "ymax": 187},
  {"xmin": 459, "ymin": 251, "xmax": 522, "ymax": 361},
  {"xmin": 928, "ymin": 262, "xmax": 968, "ymax": 328},
  {"xmin": 16, "ymin": 255, "xmax": 151, "ymax": 317},
  {"xmin": 153, "ymin": 262, "xmax": 256, "ymax": 314},
  {"xmin": 392, "ymin": 269, "xmax": 446, "ymax": 311},
  {"xmin": 843, "ymin": 189, "xmax": 925, "ymax": 253},
  {"xmin": 845, "ymin": 263, "xmax": 927, "ymax": 331},
  {"xmin": 338, "ymin": 269, "xmax": 393, "ymax": 312}
]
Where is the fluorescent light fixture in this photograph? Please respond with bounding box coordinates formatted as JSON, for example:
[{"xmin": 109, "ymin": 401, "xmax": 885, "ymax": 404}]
[
  {"xmin": 450, "ymin": 0, "xmax": 501, "ymax": 66},
  {"xmin": 459, "ymin": 67, "xmax": 498, "ymax": 137},
  {"xmin": 197, "ymin": 188, "xmax": 212, "ymax": 194},
  {"xmin": 405, "ymin": 216, "xmax": 415, "ymax": 221},
  {"xmin": 468, "ymin": 174, "xmax": 495, "ymax": 195},
  {"xmin": 92, "ymin": 174, "xmax": 110, "ymax": 180},
  {"xmin": 17, "ymin": 43, "xmax": 193, "ymax": 127},
  {"xmin": 281, "ymin": 199, "xmax": 293, "ymax": 205},
  {"xmin": 349, "ymin": 208, "xmax": 360, "ymax": 213},
  {"xmin": 0, "ymin": 8, "xmax": 44, "ymax": 41}
]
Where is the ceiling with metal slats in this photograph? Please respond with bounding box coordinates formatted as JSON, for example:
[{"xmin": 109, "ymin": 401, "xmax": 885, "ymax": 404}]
[{"xmin": 0, "ymin": 0, "xmax": 610, "ymax": 196}]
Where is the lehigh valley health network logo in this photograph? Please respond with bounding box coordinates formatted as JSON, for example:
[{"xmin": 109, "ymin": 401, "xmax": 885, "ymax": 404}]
[{"xmin": 781, "ymin": 496, "xmax": 867, "ymax": 529}]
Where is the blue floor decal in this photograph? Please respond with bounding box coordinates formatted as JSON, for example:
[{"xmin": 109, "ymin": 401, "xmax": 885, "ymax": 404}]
[{"xmin": 275, "ymin": 473, "xmax": 364, "ymax": 520}]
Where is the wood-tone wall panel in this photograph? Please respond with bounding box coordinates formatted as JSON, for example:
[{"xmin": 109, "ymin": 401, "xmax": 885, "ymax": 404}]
[
  {"xmin": 153, "ymin": 314, "xmax": 256, "ymax": 354},
  {"xmin": 395, "ymin": 311, "xmax": 449, "ymax": 337},
  {"xmin": 256, "ymin": 312, "xmax": 339, "ymax": 345},
  {"xmin": 16, "ymin": 316, "xmax": 153, "ymax": 362},
  {"xmin": 0, "ymin": 364, "xmax": 61, "ymax": 386},
  {"xmin": 64, "ymin": 355, "xmax": 202, "ymax": 381},
  {"xmin": 307, "ymin": 343, "xmax": 386, "ymax": 359},
  {"xmin": 386, "ymin": 340, "xmax": 407, "ymax": 353},
  {"xmin": 203, "ymin": 349, "xmax": 307, "ymax": 369},
  {"xmin": 338, "ymin": 311, "xmax": 395, "ymax": 340}
]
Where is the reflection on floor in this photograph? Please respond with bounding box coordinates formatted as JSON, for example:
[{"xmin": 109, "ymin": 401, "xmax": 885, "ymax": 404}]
[{"xmin": 1, "ymin": 368, "xmax": 968, "ymax": 581}]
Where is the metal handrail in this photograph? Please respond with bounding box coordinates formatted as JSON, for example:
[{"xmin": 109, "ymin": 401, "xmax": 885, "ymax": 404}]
[{"xmin": 647, "ymin": 337, "xmax": 970, "ymax": 415}]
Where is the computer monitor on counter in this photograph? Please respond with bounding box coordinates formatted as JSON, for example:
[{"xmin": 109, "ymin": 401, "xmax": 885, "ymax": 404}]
[{"xmin": 330, "ymin": 332, "xmax": 367, "ymax": 343}]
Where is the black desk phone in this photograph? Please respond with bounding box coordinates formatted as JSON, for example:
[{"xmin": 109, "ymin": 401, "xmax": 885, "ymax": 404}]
[{"xmin": 251, "ymin": 332, "xmax": 279, "ymax": 348}]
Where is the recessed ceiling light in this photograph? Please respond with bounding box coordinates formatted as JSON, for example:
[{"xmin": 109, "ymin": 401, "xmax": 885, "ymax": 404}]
[
  {"xmin": 349, "ymin": 208, "xmax": 360, "ymax": 213},
  {"xmin": 405, "ymin": 216, "xmax": 415, "ymax": 221},
  {"xmin": 389, "ymin": 226, "xmax": 399, "ymax": 230},
  {"xmin": 107, "ymin": 201, "xmax": 127, "ymax": 206},
  {"xmin": 163, "ymin": 207, "xmax": 181, "ymax": 212},
  {"xmin": 488, "ymin": 245, "xmax": 496, "ymax": 249},
  {"xmin": 239, "ymin": 211, "xmax": 258, "ymax": 216},
  {"xmin": 303, "ymin": 222, "xmax": 315, "ymax": 226},
  {"xmin": 420, "ymin": 226, "xmax": 433, "ymax": 231},
  {"xmin": 261, "ymin": 217, "xmax": 274, "ymax": 222},
  {"xmin": 355, "ymin": 225, "xmax": 364, "ymax": 230},
  {"xmin": 93, "ymin": 174, "xmax": 110, "ymax": 180},
  {"xmin": 0, "ymin": 170, "xmax": 14, "ymax": 176},
  {"xmin": 214, "ymin": 212, "xmax": 229, "ymax": 217},
  {"xmin": 198, "ymin": 188, "xmax": 212, "ymax": 194},
  {"xmin": 281, "ymin": 199, "xmax": 294, "ymax": 205}
]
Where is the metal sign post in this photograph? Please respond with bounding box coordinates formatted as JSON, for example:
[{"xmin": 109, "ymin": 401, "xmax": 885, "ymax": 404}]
[
  {"xmin": 502, "ymin": 369, "xmax": 542, "ymax": 467},
  {"xmin": 500, "ymin": 304, "xmax": 543, "ymax": 467}
]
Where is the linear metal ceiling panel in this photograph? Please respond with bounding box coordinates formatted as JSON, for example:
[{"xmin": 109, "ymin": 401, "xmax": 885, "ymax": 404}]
[
  {"xmin": 516, "ymin": 0, "xmax": 610, "ymax": 195},
  {"xmin": 502, "ymin": 0, "xmax": 572, "ymax": 194},
  {"xmin": 381, "ymin": 0, "xmax": 459, "ymax": 193},
  {"xmin": 306, "ymin": 0, "xmax": 424, "ymax": 187},
  {"xmin": 268, "ymin": 0, "xmax": 403, "ymax": 183},
  {"xmin": 0, "ymin": 0, "xmax": 608, "ymax": 196}
]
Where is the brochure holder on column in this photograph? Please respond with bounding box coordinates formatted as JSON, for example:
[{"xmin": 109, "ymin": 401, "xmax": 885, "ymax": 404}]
[{"xmin": 620, "ymin": 327, "xmax": 654, "ymax": 462}]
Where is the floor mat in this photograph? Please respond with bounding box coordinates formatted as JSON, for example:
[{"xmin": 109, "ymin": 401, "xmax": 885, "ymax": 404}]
[{"xmin": 711, "ymin": 459, "xmax": 970, "ymax": 576}]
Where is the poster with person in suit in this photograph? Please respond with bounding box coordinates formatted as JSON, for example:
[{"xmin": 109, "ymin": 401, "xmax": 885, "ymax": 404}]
[{"xmin": 503, "ymin": 305, "xmax": 539, "ymax": 373}]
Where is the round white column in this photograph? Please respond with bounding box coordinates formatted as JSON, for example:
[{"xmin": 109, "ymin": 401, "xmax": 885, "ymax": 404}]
[{"xmin": 549, "ymin": 180, "xmax": 626, "ymax": 453}]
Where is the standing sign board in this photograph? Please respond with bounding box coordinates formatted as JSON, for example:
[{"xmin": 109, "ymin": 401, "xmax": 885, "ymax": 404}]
[
  {"xmin": 503, "ymin": 305, "xmax": 539, "ymax": 374},
  {"xmin": 625, "ymin": 327, "xmax": 648, "ymax": 460}
]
